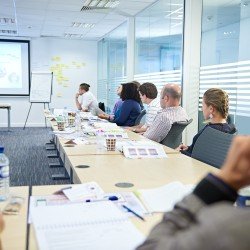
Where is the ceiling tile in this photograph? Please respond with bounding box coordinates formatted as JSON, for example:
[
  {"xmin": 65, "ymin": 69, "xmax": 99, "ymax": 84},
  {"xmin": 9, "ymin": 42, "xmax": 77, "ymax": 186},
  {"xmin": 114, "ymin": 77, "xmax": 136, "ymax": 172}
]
[{"xmin": 0, "ymin": 0, "xmax": 159, "ymax": 39}]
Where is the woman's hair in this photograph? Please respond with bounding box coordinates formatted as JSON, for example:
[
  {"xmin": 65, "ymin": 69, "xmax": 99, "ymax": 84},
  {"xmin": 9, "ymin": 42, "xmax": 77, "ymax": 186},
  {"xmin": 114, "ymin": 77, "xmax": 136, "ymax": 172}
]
[
  {"xmin": 203, "ymin": 88, "xmax": 229, "ymax": 118},
  {"xmin": 139, "ymin": 82, "xmax": 158, "ymax": 99},
  {"xmin": 79, "ymin": 83, "xmax": 90, "ymax": 92},
  {"xmin": 120, "ymin": 82, "xmax": 141, "ymax": 103}
]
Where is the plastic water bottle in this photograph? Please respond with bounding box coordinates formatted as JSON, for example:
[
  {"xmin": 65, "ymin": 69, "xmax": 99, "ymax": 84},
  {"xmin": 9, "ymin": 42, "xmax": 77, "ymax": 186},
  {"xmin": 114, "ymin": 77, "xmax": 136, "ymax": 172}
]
[
  {"xmin": 75, "ymin": 111, "xmax": 82, "ymax": 132},
  {"xmin": 0, "ymin": 147, "xmax": 9, "ymax": 201},
  {"xmin": 96, "ymin": 130, "xmax": 105, "ymax": 150},
  {"xmin": 63, "ymin": 107, "xmax": 68, "ymax": 125}
]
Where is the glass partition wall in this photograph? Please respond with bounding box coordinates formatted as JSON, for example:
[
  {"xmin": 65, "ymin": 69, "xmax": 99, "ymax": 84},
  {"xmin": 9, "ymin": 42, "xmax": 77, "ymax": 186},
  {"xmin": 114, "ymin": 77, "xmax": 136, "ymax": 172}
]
[
  {"xmin": 134, "ymin": 0, "xmax": 184, "ymax": 96},
  {"xmin": 97, "ymin": 22, "xmax": 127, "ymax": 112},
  {"xmin": 199, "ymin": 0, "xmax": 250, "ymax": 134}
]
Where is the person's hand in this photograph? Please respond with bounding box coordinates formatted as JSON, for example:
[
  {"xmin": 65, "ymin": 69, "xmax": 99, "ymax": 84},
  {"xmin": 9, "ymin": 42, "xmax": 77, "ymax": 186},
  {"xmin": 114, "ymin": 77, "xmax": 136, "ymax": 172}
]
[
  {"xmin": 175, "ymin": 144, "xmax": 188, "ymax": 151},
  {"xmin": 126, "ymin": 127, "xmax": 134, "ymax": 131},
  {"xmin": 216, "ymin": 136, "xmax": 250, "ymax": 191},
  {"xmin": 98, "ymin": 114, "xmax": 109, "ymax": 119}
]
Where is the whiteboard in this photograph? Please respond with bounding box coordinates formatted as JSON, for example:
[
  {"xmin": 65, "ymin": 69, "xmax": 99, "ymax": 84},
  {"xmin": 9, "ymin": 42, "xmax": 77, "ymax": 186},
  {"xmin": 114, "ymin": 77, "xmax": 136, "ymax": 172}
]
[{"xmin": 30, "ymin": 72, "xmax": 53, "ymax": 103}]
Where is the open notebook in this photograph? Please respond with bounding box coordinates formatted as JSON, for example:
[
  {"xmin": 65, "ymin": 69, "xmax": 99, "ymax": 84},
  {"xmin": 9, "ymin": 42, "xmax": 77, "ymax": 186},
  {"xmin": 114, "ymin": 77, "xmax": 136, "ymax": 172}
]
[{"xmin": 31, "ymin": 201, "xmax": 145, "ymax": 250}]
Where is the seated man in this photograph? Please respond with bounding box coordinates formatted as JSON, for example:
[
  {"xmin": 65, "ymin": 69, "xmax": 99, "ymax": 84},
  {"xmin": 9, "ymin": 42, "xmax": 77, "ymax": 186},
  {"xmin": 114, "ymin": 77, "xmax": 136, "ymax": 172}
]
[
  {"xmin": 75, "ymin": 83, "xmax": 98, "ymax": 115},
  {"xmin": 143, "ymin": 83, "xmax": 188, "ymax": 142},
  {"xmin": 137, "ymin": 136, "xmax": 250, "ymax": 250},
  {"xmin": 128, "ymin": 82, "xmax": 160, "ymax": 133}
]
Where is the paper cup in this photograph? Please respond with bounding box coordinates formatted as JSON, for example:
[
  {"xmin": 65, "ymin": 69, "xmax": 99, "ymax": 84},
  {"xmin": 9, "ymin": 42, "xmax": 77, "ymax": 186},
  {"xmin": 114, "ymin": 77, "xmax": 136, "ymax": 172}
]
[
  {"xmin": 57, "ymin": 122, "xmax": 65, "ymax": 131},
  {"xmin": 106, "ymin": 138, "xmax": 116, "ymax": 151},
  {"xmin": 68, "ymin": 116, "xmax": 75, "ymax": 126}
]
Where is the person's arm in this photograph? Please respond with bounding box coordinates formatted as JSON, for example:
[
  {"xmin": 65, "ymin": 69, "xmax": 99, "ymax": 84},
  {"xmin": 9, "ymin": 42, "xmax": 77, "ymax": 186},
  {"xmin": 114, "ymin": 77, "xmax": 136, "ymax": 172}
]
[
  {"xmin": 113, "ymin": 102, "xmax": 131, "ymax": 126},
  {"xmin": 127, "ymin": 123, "xmax": 143, "ymax": 132},
  {"xmin": 143, "ymin": 114, "xmax": 171, "ymax": 142},
  {"xmin": 137, "ymin": 136, "xmax": 250, "ymax": 250},
  {"xmin": 137, "ymin": 175, "xmax": 237, "ymax": 250},
  {"xmin": 81, "ymin": 95, "xmax": 93, "ymax": 112},
  {"xmin": 75, "ymin": 93, "xmax": 82, "ymax": 110}
]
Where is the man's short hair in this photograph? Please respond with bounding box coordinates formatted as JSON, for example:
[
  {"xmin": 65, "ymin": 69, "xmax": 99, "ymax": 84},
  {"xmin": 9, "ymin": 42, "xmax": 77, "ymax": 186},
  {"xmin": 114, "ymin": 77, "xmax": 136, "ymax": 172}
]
[
  {"xmin": 79, "ymin": 83, "xmax": 90, "ymax": 91},
  {"xmin": 138, "ymin": 82, "xmax": 158, "ymax": 99},
  {"xmin": 162, "ymin": 85, "xmax": 181, "ymax": 100}
]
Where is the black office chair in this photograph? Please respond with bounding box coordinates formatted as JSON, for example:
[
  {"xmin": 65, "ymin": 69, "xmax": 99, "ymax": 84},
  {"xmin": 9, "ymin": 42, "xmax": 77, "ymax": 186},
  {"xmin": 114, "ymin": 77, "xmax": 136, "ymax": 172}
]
[
  {"xmin": 98, "ymin": 102, "xmax": 105, "ymax": 112},
  {"xmin": 161, "ymin": 119, "xmax": 193, "ymax": 149},
  {"xmin": 191, "ymin": 126, "xmax": 234, "ymax": 169},
  {"xmin": 134, "ymin": 109, "xmax": 146, "ymax": 126}
]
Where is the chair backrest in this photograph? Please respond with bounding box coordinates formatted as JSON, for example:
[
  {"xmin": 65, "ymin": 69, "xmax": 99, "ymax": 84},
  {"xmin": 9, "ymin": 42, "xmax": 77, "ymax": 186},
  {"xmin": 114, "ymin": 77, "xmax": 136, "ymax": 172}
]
[
  {"xmin": 191, "ymin": 126, "xmax": 234, "ymax": 168},
  {"xmin": 134, "ymin": 109, "xmax": 146, "ymax": 126},
  {"xmin": 161, "ymin": 119, "xmax": 193, "ymax": 149},
  {"xmin": 98, "ymin": 102, "xmax": 105, "ymax": 112}
]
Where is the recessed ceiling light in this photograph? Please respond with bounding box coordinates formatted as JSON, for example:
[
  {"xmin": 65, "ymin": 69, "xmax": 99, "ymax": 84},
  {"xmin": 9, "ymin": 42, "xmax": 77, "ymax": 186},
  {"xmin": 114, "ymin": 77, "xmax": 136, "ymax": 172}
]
[
  {"xmin": 81, "ymin": 0, "xmax": 119, "ymax": 10},
  {"xmin": 64, "ymin": 33, "xmax": 85, "ymax": 39},
  {"xmin": 0, "ymin": 18, "xmax": 16, "ymax": 24},
  {"xmin": 71, "ymin": 22, "xmax": 95, "ymax": 28},
  {"xmin": 0, "ymin": 29, "xmax": 17, "ymax": 34}
]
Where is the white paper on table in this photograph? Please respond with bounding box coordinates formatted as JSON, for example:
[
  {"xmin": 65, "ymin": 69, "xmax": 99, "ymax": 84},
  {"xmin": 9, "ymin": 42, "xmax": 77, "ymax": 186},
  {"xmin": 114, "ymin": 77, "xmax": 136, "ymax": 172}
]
[
  {"xmin": 116, "ymin": 140, "xmax": 157, "ymax": 152},
  {"xmin": 73, "ymin": 138, "xmax": 88, "ymax": 145},
  {"xmin": 63, "ymin": 182, "xmax": 104, "ymax": 202},
  {"xmin": 92, "ymin": 122, "xmax": 119, "ymax": 130},
  {"xmin": 29, "ymin": 194, "xmax": 72, "ymax": 224},
  {"xmin": 99, "ymin": 192, "xmax": 148, "ymax": 217},
  {"xmin": 138, "ymin": 182, "xmax": 195, "ymax": 212},
  {"xmin": 31, "ymin": 201, "xmax": 145, "ymax": 250},
  {"xmin": 104, "ymin": 132, "xmax": 129, "ymax": 139},
  {"xmin": 123, "ymin": 145, "xmax": 167, "ymax": 159}
]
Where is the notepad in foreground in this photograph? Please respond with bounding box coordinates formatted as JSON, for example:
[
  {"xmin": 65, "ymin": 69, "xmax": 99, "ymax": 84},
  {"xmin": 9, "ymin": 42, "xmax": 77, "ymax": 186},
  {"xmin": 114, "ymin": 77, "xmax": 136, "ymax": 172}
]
[
  {"xmin": 138, "ymin": 182, "xmax": 194, "ymax": 213},
  {"xmin": 32, "ymin": 201, "xmax": 145, "ymax": 250}
]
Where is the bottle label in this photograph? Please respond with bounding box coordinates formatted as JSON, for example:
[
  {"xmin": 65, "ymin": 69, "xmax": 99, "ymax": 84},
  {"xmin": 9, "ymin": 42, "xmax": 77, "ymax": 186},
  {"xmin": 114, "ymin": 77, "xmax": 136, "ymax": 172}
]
[{"xmin": 0, "ymin": 165, "xmax": 9, "ymax": 178}]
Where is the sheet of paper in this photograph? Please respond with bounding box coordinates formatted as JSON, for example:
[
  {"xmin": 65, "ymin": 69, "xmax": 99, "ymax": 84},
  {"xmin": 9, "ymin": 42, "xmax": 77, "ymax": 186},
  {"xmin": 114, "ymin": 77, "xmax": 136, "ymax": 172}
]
[
  {"xmin": 32, "ymin": 201, "xmax": 145, "ymax": 250},
  {"xmin": 62, "ymin": 182, "xmax": 104, "ymax": 202},
  {"xmin": 29, "ymin": 194, "xmax": 71, "ymax": 223},
  {"xmin": 123, "ymin": 145, "xmax": 167, "ymax": 159},
  {"xmin": 98, "ymin": 192, "xmax": 148, "ymax": 217},
  {"xmin": 138, "ymin": 182, "xmax": 194, "ymax": 212}
]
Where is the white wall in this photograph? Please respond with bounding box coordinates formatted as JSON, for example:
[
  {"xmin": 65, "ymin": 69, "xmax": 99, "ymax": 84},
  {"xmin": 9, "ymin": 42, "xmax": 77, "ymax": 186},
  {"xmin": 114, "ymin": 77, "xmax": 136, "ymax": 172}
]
[{"xmin": 0, "ymin": 38, "xmax": 97, "ymax": 127}]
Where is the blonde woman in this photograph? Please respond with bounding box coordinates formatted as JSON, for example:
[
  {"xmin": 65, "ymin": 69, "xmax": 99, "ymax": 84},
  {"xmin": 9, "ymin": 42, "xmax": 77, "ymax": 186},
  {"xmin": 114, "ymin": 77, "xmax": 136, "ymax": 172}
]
[{"xmin": 177, "ymin": 88, "xmax": 236, "ymax": 156}]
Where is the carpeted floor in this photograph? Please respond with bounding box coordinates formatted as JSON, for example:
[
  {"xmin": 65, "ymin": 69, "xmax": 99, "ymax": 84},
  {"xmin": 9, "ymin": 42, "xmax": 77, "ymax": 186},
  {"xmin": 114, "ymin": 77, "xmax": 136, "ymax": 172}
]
[{"xmin": 0, "ymin": 127, "xmax": 70, "ymax": 186}]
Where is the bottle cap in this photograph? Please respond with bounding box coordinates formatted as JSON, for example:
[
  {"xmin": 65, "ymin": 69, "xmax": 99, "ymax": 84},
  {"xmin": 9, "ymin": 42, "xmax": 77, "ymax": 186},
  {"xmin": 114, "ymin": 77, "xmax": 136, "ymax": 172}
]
[{"xmin": 0, "ymin": 147, "xmax": 4, "ymax": 153}]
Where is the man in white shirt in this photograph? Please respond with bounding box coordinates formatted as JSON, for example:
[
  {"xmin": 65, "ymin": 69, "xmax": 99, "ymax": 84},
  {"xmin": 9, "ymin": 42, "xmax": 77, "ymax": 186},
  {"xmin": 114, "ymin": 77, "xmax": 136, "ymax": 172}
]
[
  {"xmin": 128, "ymin": 82, "xmax": 161, "ymax": 133},
  {"xmin": 144, "ymin": 83, "xmax": 188, "ymax": 143},
  {"xmin": 75, "ymin": 83, "xmax": 98, "ymax": 115}
]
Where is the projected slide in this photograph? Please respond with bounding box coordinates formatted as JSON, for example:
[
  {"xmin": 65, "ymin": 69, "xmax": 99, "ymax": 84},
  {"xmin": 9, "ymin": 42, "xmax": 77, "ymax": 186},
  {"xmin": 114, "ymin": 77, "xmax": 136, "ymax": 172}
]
[{"xmin": 0, "ymin": 40, "xmax": 30, "ymax": 95}]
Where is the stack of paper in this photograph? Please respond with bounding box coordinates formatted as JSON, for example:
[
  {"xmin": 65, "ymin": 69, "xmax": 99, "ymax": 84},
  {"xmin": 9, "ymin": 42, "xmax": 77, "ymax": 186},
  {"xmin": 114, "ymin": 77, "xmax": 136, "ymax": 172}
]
[
  {"xmin": 138, "ymin": 182, "xmax": 194, "ymax": 212},
  {"xmin": 62, "ymin": 182, "xmax": 104, "ymax": 202},
  {"xmin": 31, "ymin": 201, "xmax": 145, "ymax": 250}
]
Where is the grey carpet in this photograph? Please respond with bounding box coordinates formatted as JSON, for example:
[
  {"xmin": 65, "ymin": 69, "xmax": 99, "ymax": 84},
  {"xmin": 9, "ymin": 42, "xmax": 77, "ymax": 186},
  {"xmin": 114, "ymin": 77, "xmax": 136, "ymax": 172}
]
[{"xmin": 0, "ymin": 127, "xmax": 70, "ymax": 186}]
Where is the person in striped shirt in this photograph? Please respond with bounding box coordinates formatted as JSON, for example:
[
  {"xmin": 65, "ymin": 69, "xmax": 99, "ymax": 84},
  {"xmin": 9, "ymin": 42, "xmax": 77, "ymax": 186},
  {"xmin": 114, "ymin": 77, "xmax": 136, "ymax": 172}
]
[
  {"xmin": 128, "ymin": 82, "xmax": 161, "ymax": 133},
  {"xmin": 143, "ymin": 83, "xmax": 188, "ymax": 143}
]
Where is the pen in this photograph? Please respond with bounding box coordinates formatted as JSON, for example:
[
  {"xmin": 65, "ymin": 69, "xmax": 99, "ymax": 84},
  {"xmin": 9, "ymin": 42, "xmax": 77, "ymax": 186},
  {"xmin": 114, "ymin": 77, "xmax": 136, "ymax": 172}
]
[
  {"xmin": 122, "ymin": 205, "xmax": 145, "ymax": 221},
  {"xmin": 86, "ymin": 195, "xmax": 119, "ymax": 202}
]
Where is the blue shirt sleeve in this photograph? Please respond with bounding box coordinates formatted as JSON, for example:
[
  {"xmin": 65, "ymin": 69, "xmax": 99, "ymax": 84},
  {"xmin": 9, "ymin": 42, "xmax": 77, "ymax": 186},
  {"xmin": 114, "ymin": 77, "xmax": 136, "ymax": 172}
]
[{"xmin": 113, "ymin": 101, "xmax": 131, "ymax": 126}]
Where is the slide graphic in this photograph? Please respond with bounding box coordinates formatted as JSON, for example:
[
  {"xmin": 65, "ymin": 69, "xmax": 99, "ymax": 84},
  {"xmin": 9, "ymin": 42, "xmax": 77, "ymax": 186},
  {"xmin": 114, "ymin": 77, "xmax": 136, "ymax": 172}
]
[{"xmin": 0, "ymin": 43, "xmax": 22, "ymax": 89}]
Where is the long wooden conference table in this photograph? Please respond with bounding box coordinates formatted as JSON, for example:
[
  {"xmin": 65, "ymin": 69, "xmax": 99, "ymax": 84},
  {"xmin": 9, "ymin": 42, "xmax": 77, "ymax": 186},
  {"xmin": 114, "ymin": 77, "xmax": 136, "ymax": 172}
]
[{"xmin": 1, "ymin": 115, "xmax": 218, "ymax": 249}]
